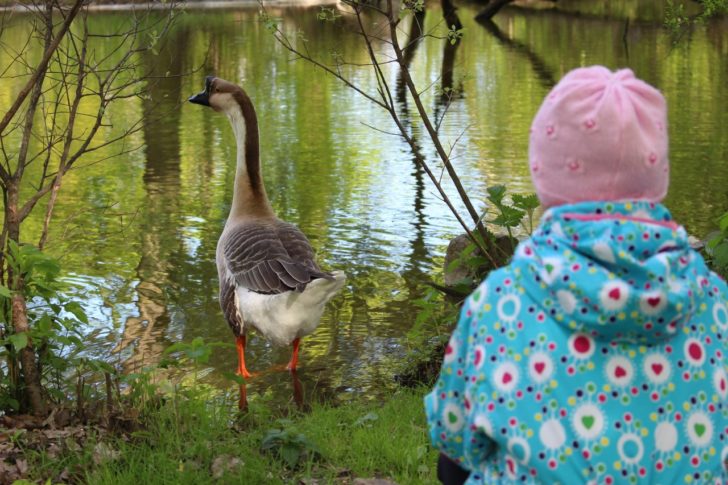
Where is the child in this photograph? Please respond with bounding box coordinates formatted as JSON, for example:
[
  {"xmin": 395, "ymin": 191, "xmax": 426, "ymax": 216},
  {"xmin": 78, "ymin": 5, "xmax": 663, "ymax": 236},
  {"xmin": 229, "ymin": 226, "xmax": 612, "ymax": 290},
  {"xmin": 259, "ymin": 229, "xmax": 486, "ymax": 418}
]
[{"xmin": 425, "ymin": 66, "xmax": 728, "ymax": 484}]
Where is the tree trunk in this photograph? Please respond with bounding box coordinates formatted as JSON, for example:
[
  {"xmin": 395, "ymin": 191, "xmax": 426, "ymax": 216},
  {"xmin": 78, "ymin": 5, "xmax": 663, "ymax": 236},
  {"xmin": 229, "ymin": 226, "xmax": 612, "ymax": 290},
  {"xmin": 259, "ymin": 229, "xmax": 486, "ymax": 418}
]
[
  {"xmin": 440, "ymin": 0, "xmax": 463, "ymax": 103},
  {"xmin": 475, "ymin": 0, "xmax": 515, "ymax": 21},
  {"xmin": 12, "ymin": 291, "xmax": 46, "ymax": 416},
  {"xmin": 441, "ymin": 0, "xmax": 463, "ymax": 30},
  {"xmin": 5, "ymin": 183, "xmax": 46, "ymax": 416}
]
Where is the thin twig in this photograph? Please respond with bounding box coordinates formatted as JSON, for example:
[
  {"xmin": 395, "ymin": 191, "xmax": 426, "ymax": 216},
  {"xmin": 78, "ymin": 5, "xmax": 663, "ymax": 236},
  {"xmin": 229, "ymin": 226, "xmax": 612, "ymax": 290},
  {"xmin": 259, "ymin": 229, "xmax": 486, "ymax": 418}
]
[{"xmin": 0, "ymin": 0, "xmax": 84, "ymax": 139}]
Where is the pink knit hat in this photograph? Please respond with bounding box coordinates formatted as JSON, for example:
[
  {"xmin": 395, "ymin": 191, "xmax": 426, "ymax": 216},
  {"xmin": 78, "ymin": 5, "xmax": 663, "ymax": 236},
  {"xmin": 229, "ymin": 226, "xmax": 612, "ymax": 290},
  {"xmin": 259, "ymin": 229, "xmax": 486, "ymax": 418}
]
[{"xmin": 529, "ymin": 66, "xmax": 669, "ymax": 208}]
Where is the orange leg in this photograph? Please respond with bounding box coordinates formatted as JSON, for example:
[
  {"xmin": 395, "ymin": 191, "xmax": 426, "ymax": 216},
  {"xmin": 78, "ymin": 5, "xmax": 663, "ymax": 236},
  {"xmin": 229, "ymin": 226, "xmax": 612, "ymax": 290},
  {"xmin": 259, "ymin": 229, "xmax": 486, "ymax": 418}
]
[
  {"xmin": 287, "ymin": 338, "xmax": 301, "ymax": 371},
  {"xmin": 235, "ymin": 335, "xmax": 252, "ymax": 379}
]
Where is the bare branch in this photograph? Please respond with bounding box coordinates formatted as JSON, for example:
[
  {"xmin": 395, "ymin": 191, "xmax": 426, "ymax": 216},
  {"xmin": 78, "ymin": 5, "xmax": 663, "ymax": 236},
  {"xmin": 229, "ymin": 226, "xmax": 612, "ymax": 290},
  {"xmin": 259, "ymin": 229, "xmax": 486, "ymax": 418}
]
[
  {"xmin": 259, "ymin": 4, "xmax": 388, "ymax": 110},
  {"xmin": 0, "ymin": 0, "xmax": 84, "ymax": 137},
  {"xmin": 385, "ymin": 0, "xmax": 492, "ymax": 245},
  {"xmin": 15, "ymin": 0, "xmax": 54, "ymax": 182},
  {"xmin": 360, "ymin": 121, "xmax": 405, "ymax": 138},
  {"xmin": 39, "ymin": 7, "xmax": 89, "ymax": 249},
  {"xmin": 264, "ymin": 0, "xmax": 497, "ymax": 261}
]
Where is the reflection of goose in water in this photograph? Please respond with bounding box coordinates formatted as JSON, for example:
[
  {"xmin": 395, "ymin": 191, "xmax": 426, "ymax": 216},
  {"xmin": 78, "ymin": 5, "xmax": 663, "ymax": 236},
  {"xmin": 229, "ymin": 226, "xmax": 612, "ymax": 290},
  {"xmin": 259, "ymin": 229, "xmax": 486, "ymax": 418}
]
[{"xmin": 188, "ymin": 77, "xmax": 346, "ymax": 387}]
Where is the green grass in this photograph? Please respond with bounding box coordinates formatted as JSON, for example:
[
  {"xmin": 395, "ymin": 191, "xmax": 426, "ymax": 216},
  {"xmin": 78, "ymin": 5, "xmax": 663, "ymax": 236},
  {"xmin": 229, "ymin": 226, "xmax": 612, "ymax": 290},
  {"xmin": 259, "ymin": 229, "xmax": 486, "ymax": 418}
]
[{"xmin": 26, "ymin": 386, "xmax": 438, "ymax": 484}]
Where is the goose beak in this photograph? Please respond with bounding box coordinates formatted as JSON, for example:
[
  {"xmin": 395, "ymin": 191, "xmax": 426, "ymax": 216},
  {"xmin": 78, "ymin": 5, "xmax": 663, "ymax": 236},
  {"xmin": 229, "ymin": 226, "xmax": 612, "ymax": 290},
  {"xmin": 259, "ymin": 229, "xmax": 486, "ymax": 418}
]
[
  {"xmin": 188, "ymin": 90, "xmax": 210, "ymax": 107},
  {"xmin": 188, "ymin": 75, "xmax": 215, "ymax": 107}
]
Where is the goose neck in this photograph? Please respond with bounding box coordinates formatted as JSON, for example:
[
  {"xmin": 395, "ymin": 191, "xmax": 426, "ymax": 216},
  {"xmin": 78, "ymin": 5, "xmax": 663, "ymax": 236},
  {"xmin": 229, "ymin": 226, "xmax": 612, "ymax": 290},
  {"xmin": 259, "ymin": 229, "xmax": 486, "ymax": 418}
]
[{"xmin": 226, "ymin": 98, "xmax": 273, "ymax": 219}]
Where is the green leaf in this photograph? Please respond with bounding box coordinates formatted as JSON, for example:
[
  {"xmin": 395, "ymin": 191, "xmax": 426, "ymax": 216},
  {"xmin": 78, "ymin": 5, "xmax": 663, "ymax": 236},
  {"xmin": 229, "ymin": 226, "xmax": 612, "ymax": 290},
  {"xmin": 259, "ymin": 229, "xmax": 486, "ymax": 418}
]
[
  {"xmin": 446, "ymin": 257, "xmax": 464, "ymax": 273},
  {"xmin": 707, "ymin": 234, "xmax": 722, "ymax": 250},
  {"xmin": 67, "ymin": 335, "xmax": 84, "ymax": 346},
  {"xmin": 7, "ymin": 239, "xmax": 20, "ymax": 260},
  {"xmin": 163, "ymin": 341, "xmax": 186, "ymax": 355},
  {"xmin": 9, "ymin": 333, "xmax": 29, "ymax": 350},
  {"xmin": 10, "ymin": 478, "xmax": 34, "ymax": 485},
  {"xmin": 87, "ymin": 359, "xmax": 115, "ymax": 373},
  {"xmin": 719, "ymin": 212, "xmax": 728, "ymax": 232},
  {"xmin": 64, "ymin": 301, "xmax": 88, "ymax": 324},
  {"xmin": 713, "ymin": 242, "xmax": 728, "ymax": 266},
  {"xmin": 491, "ymin": 206, "xmax": 525, "ymax": 228},
  {"xmin": 38, "ymin": 314, "xmax": 53, "ymax": 333},
  {"xmin": 261, "ymin": 430, "xmax": 284, "ymax": 450},
  {"xmin": 0, "ymin": 285, "xmax": 10, "ymax": 298},
  {"xmin": 486, "ymin": 185, "xmax": 507, "ymax": 205},
  {"xmin": 33, "ymin": 258, "xmax": 60, "ymax": 278},
  {"xmin": 185, "ymin": 337, "xmax": 212, "ymax": 363},
  {"xmin": 222, "ymin": 371, "xmax": 245, "ymax": 385},
  {"xmin": 512, "ymin": 193, "xmax": 540, "ymax": 211},
  {"xmin": 280, "ymin": 443, "xmax": 301, "ymax": 468}
]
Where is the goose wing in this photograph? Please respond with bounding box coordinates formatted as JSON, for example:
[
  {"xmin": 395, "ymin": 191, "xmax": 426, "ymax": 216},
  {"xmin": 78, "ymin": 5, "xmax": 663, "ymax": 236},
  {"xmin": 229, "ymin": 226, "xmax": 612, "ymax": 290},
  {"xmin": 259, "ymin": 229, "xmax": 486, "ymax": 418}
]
[
  {"xmin": 219, "ymin": 275, "xmax": 243, "ymax": 334},
  {"xmin": 222, "ymin": 220, "xmax": 331, "ymax": 295}
]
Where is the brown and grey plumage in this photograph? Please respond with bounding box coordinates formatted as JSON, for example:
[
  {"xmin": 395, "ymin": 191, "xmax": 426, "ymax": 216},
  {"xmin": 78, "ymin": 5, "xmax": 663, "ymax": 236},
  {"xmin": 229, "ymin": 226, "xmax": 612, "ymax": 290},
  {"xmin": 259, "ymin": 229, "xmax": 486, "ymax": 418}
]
[
  {"xmin": 189, "ymin": 76, "xmax": 346, "ymax": 383},
  {"xmin": 222, "ymin": 221, "xmax": 332, "ymax": 295}
]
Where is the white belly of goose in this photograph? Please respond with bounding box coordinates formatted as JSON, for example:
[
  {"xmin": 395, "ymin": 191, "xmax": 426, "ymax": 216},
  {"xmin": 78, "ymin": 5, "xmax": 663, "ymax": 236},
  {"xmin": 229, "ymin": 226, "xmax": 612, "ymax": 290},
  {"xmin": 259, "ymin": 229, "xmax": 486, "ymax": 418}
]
[{"xmin": 235, "ymin": 271, "xmax": 346, "ymax": 347}]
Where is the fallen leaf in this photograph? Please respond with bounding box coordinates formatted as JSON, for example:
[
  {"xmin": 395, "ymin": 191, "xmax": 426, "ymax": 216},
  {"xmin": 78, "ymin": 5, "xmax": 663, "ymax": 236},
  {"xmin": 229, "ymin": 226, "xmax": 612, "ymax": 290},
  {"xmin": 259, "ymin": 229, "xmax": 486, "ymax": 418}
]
[
  {"xmin": 15, "ymin": 458, "xmax": 28, "ymax": 475},
  {"xmin": 210, "ymin": 454, "xmax": 244, "ymax": 479},
  {"xmin": 0, "ymin": 460, "xmax": 20, "ymax": 484},
  {"xmin": 65, "ymin": 436, "xmax": 82, "ymax": 452},
  {"xmin": 42, "ymin": 407, "xmax": 58, "ymax": 429},
  {"xmin": 57, "ymin": 468, "xmax": 70, "ymax": 481},
  {"xmin": 46, "ymin": 442, "xmax": 61, "ymax": 459},
  {"xmin": 298, "ymin": 478, "xmax": 321, "ymax": 485},
  {"xmin": 0, "ymin": 443, "xmax": 15, "ymax": 455},
  {"xmin": 92, "ymin": 442, "xmax": 120, "ymax": 465},
  {"xmin": 54, "ymin": 408, "xmax": 73, "ymax": 428}
]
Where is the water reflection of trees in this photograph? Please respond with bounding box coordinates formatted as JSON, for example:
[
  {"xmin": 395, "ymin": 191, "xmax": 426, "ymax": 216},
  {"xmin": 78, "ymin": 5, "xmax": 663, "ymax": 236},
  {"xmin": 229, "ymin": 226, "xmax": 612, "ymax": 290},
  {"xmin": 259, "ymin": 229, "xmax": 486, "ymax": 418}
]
[
  {"xmin": 114, "ymin": 28, "xmax": 189, "ymax": 372},
  {"xmin": 397, "ymin": 9, "xmax": 432, "ymax": 299},
  {"xmin": 395, "ymin": 2, "xmax": 465, "ymax": 304},
  {"xmin": 102, "ymin": 4, "xmax": 728, "ymax": 398},
  {"xmin": 476, "ymin": 18, "xmax": 555, "ymax": 89}
]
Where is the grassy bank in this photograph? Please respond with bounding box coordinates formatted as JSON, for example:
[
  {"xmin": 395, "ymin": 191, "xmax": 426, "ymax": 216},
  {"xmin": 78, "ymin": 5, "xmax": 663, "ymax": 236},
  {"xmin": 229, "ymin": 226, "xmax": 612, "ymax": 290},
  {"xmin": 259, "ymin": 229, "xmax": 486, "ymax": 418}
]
[{"xmin": 19, "ymin": 386, "xmax": 438, "ymax": 484}]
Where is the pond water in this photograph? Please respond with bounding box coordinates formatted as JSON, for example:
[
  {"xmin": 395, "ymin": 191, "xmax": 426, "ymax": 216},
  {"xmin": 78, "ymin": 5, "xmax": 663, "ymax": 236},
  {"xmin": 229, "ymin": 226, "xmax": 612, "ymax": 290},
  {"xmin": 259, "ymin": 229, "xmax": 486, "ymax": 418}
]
[{"xmin": 2, "ymin": 1, "xmax": 727, "ymax": 405}]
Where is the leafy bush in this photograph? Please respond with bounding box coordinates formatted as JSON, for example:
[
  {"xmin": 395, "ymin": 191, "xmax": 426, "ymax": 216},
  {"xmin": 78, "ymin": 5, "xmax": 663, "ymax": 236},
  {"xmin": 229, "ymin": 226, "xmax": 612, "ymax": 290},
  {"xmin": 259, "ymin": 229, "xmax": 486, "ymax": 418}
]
[
  {"xmin": 485, "ymin": 185, "xmax": 540, "ymax": 239},
  {"xmin": 665, "ymin": 0, "xmax": 728, "ymax": 38},
  {"xmin": 445, "ymin": 185, "xmax": 539, "ymax": 291},
  {"xmin": 706, "ymin": 211, "xmax": 728, "ymax": 279},
  {"xmin": 398, "ymin": 188, "xmax": 539, "ymax": 386},
  {"xmin": 0, "ymin": 243, "xmax": 107, "ymax": 412},
  {"xmin": 261, "ymin": 418, "xmax": 321, "ymax": 468}
]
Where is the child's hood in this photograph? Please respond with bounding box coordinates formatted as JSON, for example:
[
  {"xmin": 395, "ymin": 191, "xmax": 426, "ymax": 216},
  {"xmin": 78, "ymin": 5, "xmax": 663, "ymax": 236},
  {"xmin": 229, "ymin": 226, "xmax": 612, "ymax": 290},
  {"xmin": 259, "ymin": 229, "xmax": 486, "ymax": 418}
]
[{"xmin": 511, "ymin": 201, "xmax": 715, "ymax": 343}]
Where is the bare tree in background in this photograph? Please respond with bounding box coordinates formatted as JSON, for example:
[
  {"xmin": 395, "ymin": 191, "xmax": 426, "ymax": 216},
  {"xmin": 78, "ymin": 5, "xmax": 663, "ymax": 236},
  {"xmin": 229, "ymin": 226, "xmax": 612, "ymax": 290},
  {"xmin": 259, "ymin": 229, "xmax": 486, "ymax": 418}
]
[
  {"xmin": 0, "ymin": 0, "xmax": 176, "ymax": 415},
  {"xmin": 259, "ymin": 0, "xmax": 500, "ymax": 264}
]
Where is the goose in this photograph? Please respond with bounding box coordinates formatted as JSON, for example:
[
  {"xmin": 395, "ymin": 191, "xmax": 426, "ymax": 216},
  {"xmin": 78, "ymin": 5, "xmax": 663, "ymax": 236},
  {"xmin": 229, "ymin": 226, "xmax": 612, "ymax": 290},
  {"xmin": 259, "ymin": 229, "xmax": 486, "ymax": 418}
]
[{"xmin": 188, "ymin": 76, "xmax": 346, "ymax": 383}]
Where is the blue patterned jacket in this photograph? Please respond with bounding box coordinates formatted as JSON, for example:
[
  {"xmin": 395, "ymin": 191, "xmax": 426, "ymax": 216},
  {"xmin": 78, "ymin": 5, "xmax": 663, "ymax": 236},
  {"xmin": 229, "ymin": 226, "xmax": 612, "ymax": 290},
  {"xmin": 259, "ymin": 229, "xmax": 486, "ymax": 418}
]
[{"xmin": 425, "ymin": 201, "xmax": 728, "ymax": 484}]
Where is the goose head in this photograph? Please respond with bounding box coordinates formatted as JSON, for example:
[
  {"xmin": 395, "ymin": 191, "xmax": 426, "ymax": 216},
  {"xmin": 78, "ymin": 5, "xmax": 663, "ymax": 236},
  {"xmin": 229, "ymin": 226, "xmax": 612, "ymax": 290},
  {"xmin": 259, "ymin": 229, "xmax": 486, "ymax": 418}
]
[
  {"xmin": 188, "ymin": 76, "xmax": 248, "ymax": 114},
  {"xmin": 188, "ymin": 76, "xmax": 270, "ymax": 214}
]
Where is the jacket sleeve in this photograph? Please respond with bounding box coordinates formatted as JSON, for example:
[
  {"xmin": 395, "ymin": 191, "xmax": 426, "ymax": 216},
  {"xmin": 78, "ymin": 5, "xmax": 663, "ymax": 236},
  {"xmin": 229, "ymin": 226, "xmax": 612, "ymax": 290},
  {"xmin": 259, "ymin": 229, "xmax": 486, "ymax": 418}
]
[{"xmin": 424, "ymin": 290, "xmax": 496, "ymax": 475}]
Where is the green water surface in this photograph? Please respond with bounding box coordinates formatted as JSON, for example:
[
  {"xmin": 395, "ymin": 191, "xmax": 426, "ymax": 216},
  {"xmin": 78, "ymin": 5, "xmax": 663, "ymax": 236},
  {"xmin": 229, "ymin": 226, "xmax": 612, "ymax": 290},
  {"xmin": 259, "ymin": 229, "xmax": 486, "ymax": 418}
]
[{"xmin": 1, "ymin": 1, "xmax": 727, "ymax": 403}]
